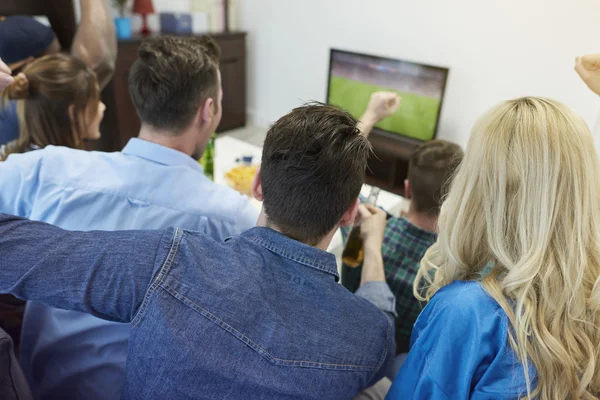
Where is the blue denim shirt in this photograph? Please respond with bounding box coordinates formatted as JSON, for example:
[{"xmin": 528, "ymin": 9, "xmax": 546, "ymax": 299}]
[
  {"xmin": 0, "ymin": 215, "xmax": 396, "ymax": 399},
  {"xmin": 0, "ymin": 140, "xmax": 259, "ymax": 400}
]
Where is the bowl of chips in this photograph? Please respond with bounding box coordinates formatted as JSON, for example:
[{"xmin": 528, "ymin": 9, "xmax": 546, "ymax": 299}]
[{"xmin": 225, "ymin": 163, "xmax": 259, "ymax": 196}]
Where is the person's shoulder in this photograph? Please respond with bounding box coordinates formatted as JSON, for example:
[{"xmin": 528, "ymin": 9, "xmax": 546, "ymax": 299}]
[
  {"xmin": 385, "ymin": 216, "xmax": 436, "ymax": 242},
  {"xmin": 433, "ymin": 281, "xmax": 501, "ymax": 310},
  {"xmin": 35, "ymin": 145, "xmax": 93, "ymax": 160},
  {"xmin": 422, "ymin": 281, "xmax": 505, "ymax": 326},
  {"xmin": 187, "ymin": 179, "xmax": 259, "ymax": 222},
  {"xmin": 31, "ymin": 146, "xmax": 115, "ymax": 170}
]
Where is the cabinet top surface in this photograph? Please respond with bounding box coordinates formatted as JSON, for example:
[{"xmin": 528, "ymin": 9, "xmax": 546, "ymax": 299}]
[{"xmin": 119, "ymin": 31, "xmax": 247, "ymax": 43}]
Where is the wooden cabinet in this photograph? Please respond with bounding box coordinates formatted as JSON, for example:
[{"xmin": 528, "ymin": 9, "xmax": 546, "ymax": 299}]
[
  {"xmin": 365, "ymin": 133, "xmax": 419, "ymax": 196},
  {"xmin": 96, "ymin": 32, "xmax": 247, "ymax": 152}
]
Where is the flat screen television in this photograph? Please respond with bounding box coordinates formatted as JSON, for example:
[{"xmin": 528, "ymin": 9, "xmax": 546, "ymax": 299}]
[{"xmin": 327, "ymin": 49, "xmax": 449, "ymax": 143}]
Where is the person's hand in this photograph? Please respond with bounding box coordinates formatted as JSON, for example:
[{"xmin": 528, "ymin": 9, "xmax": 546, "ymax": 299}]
[
  {"xmin": 0, "ymin": 58, "xmax": 14, "ymax": 92},
  {"xmin": 575, "ymin": 54, "xmax": 600, "ymax": 96},
  {"xmin": 358, "ymin": 204, "xmax": 387, "ymax": 285},
  {"xmin": 364, "ymin": 92, "xmax": 401, "ymax": 123},
  {"xmin": 358, "ymin": 204, "xmax": 388, "ymax": 250}
]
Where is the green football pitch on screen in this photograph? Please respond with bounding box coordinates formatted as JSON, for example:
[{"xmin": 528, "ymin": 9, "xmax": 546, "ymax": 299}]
[{"xmin": 328, "ymin": 75, "xmax": 441, "ymax": 141}]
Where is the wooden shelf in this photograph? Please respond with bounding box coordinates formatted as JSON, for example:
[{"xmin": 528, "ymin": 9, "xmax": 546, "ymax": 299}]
[{"xmin": 365, "ymin": 131, "xmax": 418, "ymax": 196}]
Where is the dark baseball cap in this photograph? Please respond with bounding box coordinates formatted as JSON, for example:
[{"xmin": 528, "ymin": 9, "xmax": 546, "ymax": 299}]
[{"xmin": 0, "ymin": 16, "xmax": 56, "ymax": 64}]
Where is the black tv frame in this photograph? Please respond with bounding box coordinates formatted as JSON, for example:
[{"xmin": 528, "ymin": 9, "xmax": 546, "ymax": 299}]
[{"xmin": 326, "ymin": 48, "xmax": 449, "ymax": 145}]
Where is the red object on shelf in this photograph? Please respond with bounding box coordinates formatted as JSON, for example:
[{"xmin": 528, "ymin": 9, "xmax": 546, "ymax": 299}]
[{"xmin": 132, "ymin": 0, "xmax": 155, "ymax": 36}]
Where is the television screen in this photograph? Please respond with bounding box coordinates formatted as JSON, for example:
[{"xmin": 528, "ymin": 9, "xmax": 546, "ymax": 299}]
[{"xmin": 327, "ymin": 49, "xmax": 449, "ymax": 142}]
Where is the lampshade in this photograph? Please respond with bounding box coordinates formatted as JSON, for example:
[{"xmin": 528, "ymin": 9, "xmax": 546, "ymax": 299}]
[{"xmin": 132, "ymin": 0, "xmax": 155, "ymax": 15}]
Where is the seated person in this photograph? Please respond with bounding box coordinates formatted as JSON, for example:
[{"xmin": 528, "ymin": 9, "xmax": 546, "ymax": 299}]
[
  {"xmin": 349, "ymin": 93, "xmax": 464, "ymax": 354},
  {"xmin": 0, "ymin": 53, "xmax": 105, "ymax": 159},
  {"xmin": 384, "ymin": 140, "xmax": 462, "ymax": 354},
  {"xmin": 0, "ymin": 103, "xmax": 396, "ymax": 399},
  {"xmin": 388, "ymin": 97, "xmax": 600, "ymax": 398},
  {"xmin": 0, "ymin": 0, "xmax": 116, "ymax": 145},
  {"xmin": 0, "ymin": 36, "xmax": 258, "ymax": 400},
  {"xmin": 0, "ymin": 52, "xmax": 104, "ymax": 350}
]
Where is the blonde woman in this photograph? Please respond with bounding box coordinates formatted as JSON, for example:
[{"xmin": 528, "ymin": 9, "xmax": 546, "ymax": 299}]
[{"xmin": 387, "ymin": 97, "xmax": 600, "ymax": 399}]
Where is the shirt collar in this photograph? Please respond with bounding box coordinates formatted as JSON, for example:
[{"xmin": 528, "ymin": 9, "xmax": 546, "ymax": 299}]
[
  {"xmin": 240, "ymin": 227, "xmax": 340, "ymax": 282},
  {"xmin": 121, "ymin": 138, "xmax": 204, "ymax": 173},
  {"xmin": 398, "ymin": 217, "xmax": 437, "ymax": 243}
]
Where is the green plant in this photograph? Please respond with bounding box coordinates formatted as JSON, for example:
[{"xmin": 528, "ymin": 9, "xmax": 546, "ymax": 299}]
[{"xmin": 112, "ymin": 0, "xmax": 129, "ymax": 17}]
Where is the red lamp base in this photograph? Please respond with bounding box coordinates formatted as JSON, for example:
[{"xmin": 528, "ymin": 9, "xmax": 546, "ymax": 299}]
[{"xmin": 140, "ymin": 14, "xmax": 151, "ymax": 36}]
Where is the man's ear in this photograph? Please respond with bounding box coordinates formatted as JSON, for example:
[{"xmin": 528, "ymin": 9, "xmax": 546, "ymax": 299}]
[
  {"xmin": 339, "ymin": 198, "xmax": 360, "ymax": 227},
  {"xmin": 200, "ymin": 97, "xmax": 215, "ymax": 124},
  {"xmin": 252, "ymin": 166, "xmax": 263, "ymax": 201},
  {"xmin": 404, "ymin": 179, "xmax": 412, "ymax": 200}
]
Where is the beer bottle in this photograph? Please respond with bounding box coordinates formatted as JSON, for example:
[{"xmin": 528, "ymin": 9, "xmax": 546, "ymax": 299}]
[
  {"xmin": 199, "ymin": 133, "xmax": 215, "ymax": 180},
  {"xmin": 341, "ymin": 186, "xmax": 380, "ymax": 291}
]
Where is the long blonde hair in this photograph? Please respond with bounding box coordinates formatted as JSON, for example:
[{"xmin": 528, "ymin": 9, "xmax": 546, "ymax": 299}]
[{"xmin": 414, "ymin": 97, "xmax": 600, "ymax": 399}]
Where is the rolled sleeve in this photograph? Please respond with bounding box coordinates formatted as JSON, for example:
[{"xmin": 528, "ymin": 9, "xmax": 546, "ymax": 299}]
[{"xmin": 355, "ymin": 281, "xmax": 398, "ymax": 318}]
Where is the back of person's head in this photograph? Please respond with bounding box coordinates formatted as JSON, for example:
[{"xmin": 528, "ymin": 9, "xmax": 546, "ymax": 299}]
[
  {"xmin": 260, "ymin": 103, "xmax": 371, "ymax": 245},
  {"xmin": 416, "ymin": 97, "xmax": 600, "ymax": 399},
  {"xmin": 407, "ymin": 140, "xmax": 463, "ymax": 216},
  {"xmin": 128, "ymin": 35, "xmax": 221, "ymax": 134},
  {"xmin": 0, "ymin": 53, "xmax": 101, "ymax": 160}
]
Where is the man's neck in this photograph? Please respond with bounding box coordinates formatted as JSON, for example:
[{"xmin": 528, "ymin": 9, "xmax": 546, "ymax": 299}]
[
  {"xmin": 256, "ymin": 209, "xmax": 335, "ymax": 251},
  {"xmin": 137, "ymin": 124, "xmax": 196, "ymax": 156},
  {"xmin": 405, "ymin": 209, "xmax": 438, "ymax": 233}
]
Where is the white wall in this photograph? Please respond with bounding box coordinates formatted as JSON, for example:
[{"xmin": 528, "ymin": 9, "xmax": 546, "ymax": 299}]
[{"xmin": 239, "ymin": 0, "xmax": 600, "ymax": 147}]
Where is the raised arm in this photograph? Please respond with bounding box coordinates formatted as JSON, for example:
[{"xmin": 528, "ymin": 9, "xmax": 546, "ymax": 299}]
[
  {"xmin": 71, "ymin": 0, "xmax": 117, "ymax": 89},
  {"xmin": 0, "ymin": 214, "xmax": 171, "ymax": 323},
  {"xmin": 359, "ymin": 92, "xmax": 401, "ymax": 137}
]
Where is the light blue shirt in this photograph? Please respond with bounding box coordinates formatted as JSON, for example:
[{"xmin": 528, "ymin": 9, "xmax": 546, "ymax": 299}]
[{"xmin": 0, "ymin": 138, "xmax": 259, "ymax": 400}]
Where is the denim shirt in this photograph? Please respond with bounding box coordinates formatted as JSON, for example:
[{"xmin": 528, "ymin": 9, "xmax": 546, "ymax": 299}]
[
  {"xmin": 0, "ymin": 140, "xmax": 259, "ymax": 400},
  {"xmin": 0, "ymin": 215, "xmax": 396, "ymax": 400}
]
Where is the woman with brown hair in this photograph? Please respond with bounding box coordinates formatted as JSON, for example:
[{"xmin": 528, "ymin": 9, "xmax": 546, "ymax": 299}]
[{"xmin": 0, "ymin": 52, "xmax": 105, "ymax": 160}]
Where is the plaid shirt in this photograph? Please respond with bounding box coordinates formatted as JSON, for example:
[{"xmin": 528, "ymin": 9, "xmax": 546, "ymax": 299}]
[
  {"xmin": 382, "ymin": 217, "xmax": 436, "ymax": 353},
  {"xmin": 342, "ymin": 216, "xmax": 437, "ymax": 353}
]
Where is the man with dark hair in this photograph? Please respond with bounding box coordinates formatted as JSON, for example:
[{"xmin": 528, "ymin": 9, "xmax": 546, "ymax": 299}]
[
  {"xmin": 385, "ymin": 140, "xmax": 463, "ymax": 355},
  {"xmin": 0, "ymin": 103, "xmax": 396, "ymax": 399},
  {"xmin": 129, "ymin": 36, "xmax": 221, "ymax": 142},
  {"xmin": 0, "ymin": 36, "xmax": 258, "ymax": 400}
]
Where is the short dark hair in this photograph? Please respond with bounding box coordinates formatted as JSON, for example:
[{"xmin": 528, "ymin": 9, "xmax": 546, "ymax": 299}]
[
  {"xmin": 260, "ymin": 103, "xmax": 372, "ymax": 245},
  {"xmin": 408, "ymin": 139, "xmax": 463, "ymax": 215},
  {"xmin": 128, "ymin": 35, "xmax": 221, "ymax": 133}
]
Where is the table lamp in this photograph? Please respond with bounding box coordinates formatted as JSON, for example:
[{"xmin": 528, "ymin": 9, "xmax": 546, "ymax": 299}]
[{"xmin": 133, "ymin": 0, "xmax": 155, "ymax": 36}]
